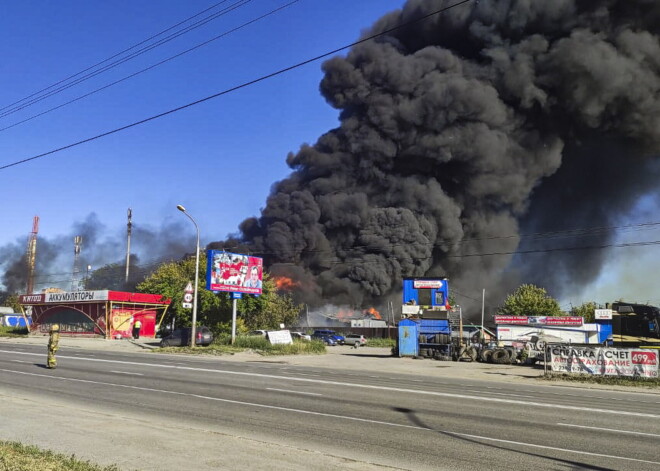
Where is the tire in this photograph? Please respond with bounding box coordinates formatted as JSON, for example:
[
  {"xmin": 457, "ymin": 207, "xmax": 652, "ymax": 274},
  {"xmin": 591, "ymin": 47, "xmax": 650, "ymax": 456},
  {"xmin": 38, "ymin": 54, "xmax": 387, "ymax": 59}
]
[
  {"xmin": 505, "ymin": 347, "xmax": 517, "ymax": 363},
  {"xmin": 480, "ymin": 348, "xmax": 493, "ymax": 362},
  {"xmin": 466, "ymin": 346, "xmax": 478, "ymax": 362},
  {"xmin": 491, "ymin": 348, "xmax": 511, "ymax": 364},
  {"xmin": 419, "ymin": 334, "xmax": 426, "ymax": 344}
]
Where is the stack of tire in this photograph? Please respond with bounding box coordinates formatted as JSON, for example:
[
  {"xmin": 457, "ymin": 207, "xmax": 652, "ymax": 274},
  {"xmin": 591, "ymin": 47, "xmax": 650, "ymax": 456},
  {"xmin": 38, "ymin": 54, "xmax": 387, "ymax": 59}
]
[{"xmin": 479, "ymin": 347, "xmax": 518, "ymax": 364}]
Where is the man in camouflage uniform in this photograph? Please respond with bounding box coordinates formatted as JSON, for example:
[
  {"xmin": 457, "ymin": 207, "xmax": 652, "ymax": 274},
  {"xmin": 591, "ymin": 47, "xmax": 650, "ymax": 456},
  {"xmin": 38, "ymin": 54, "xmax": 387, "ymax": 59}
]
[{"xmin": 47, "ymin": 324, "xmax": 60, "ymax": 369}]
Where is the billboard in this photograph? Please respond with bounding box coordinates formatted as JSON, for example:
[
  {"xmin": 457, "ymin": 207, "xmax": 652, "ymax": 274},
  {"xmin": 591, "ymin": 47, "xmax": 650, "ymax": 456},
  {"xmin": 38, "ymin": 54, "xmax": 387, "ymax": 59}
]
[
  {"xmin": 494, "ymin": 316, "xmax": 583, "ymax": 326},
  {"xmin": 550, "ymin": 347, "xmax": 658, "ymax": 378},
  {"xmin": 206, "ymin": 250, "xmax": 263, "ymax": 295}
]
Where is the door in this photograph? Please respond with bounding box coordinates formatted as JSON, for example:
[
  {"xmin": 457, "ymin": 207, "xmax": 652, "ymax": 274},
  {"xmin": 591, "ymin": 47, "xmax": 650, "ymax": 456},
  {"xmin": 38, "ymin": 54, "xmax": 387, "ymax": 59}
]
[{"xmin": 398, "ymin": 322, "xmax": 418, "ymax": 357}]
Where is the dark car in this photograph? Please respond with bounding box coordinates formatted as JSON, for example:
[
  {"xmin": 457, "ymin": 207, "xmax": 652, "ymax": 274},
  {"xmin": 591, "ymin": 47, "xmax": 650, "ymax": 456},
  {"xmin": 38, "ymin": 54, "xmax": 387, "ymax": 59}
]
[
  {"xmin": 312, "ymin": 330, "xmax": 344, "ymax": 345},
  {"xmin": 315, "ymin": 335, "xmax": 337, "ymax": 346},
  {"xmin": 160, "ymin": 326, "xmax": 214, "ymax": 347}
]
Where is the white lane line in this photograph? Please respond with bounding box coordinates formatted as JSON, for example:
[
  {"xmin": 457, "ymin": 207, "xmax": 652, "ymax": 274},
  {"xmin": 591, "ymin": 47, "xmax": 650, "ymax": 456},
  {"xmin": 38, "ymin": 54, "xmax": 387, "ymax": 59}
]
[
  {"xmin": 10, "ymin": 360, "xmax": 28, "ymax": 363},
  {"xmin": 464, "ymin": 390, "xmax": 535, "ymax": 399},
  {"xmin": 110, "ymin": 371, "xmax": 144, "ymax": 376},
  {"xmin": 1, "ymin": 351, "xmax": 659, "ymax": 419},
  {"xmin": 266, "ymin": 388, "xmax": 322, "ymax": 396},
  {"xmin": 558, "ymin": 423, "xmax": 660, "ymax": 438},
  {"xmin": 1, "ymin": 368, "xmax": 657, "ymax": 467},
  {"xmin": 453, "ymin": 431, "xmax": 660, "ymax": 466}
]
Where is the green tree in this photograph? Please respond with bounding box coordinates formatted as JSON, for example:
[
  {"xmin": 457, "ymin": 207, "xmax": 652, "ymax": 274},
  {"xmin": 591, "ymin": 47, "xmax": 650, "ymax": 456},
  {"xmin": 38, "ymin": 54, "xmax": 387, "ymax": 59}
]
[
  {"xmin": 239, "ymin": 274, "xmax": 302, "ymax": 330},
  {"xmin": 569, "ymin": 301, "xmax": 598, "ymax": 322},
  {"xmin": 0, "ymin": 293, "xmax": 22, "ymax": 312},
  {"xmin": 136, "ymin": 252, "xmax": 229, "ymax": 329},
  {"xmin": 497, "ymin": 284, "xmax": 562, "ymax": 316},
  {"xmin": 136, "ymin": 256, "xmax": 301, "ymax": 332}
]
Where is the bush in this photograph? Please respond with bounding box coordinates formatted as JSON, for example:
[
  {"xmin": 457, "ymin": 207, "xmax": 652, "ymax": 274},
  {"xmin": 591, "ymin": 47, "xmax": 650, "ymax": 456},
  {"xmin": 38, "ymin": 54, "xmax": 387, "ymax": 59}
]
[
  {"xmin": 0, "ymin": 326, "xmax": 28, "ymax": 337},
  {"xmin": 232, "ymin": 335, "xmax": 271, "ymax": 349},
  {"xmin": 260, "ymin": 340, "xmax": 326, "ymax": 356}
]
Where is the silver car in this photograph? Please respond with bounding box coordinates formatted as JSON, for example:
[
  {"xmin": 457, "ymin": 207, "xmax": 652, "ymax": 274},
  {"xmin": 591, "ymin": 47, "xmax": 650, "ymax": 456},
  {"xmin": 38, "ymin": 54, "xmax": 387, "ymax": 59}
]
[{"xmin": 344, "ymin": 334, "xmax": 367, "ymax": 347}]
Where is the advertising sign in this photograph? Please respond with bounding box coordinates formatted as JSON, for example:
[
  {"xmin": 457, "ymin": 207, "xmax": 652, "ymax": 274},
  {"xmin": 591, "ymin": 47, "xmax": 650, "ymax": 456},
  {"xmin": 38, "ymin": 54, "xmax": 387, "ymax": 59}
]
[
  {"xmin": 413, "ymin": 279, "xmax": 444, "ymax": 289},
  {"xmin": 494, "ymin": 316, "xmax": 583, "ymax": 326},
  {"xmin": 19, "ymin": 290, "xmax": 110, "ymax": 304},
  {"xmin": 550, "ymin": 347, "xmax": 658, "ymax": 378},
  {"xmin": 206, "ymin": 250, "xmax": 263, "ymax": 294},
  {"xmin": 267, "ymin": 330, "xmax": 293, "ymax": 345},
  {"xmin": 594, "ymin": 309, "xmax": 613, "ymax": 320}
]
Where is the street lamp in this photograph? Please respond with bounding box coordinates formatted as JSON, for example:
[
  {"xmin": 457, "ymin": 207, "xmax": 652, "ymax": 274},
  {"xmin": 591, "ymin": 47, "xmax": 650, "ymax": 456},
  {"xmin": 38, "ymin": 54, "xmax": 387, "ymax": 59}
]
[{"xmin": 177, "ymin": 204, "xmax": 199, "ymax": 347}]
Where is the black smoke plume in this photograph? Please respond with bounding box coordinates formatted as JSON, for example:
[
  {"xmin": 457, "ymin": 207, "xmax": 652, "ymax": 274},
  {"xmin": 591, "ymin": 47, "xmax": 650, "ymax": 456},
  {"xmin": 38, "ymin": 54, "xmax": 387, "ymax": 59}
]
[{"xmin": 217, "ymin": 0, "xmax": 660, "ymax": 313}]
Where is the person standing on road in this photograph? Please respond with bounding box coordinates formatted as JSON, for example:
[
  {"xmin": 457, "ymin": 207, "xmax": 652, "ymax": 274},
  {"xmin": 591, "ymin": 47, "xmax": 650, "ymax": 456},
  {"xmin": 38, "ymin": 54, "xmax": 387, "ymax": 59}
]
[
  {"xmin": 132, "ymin": 318, "xmax": 142, "ymax": 339},
  {"xmin": 47, "ymin": 324, "xmax": 60, "ymax": 369}
]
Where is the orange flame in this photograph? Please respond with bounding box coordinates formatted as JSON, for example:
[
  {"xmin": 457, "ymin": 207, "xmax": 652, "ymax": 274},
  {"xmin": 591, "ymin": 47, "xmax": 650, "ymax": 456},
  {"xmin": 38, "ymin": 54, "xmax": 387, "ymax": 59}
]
[
  {"xmin": 274, "ymin": 276, "xmax": 299, "ymax": 291},
  {"xmin": 364, "ymin": 307, "xmax": 382, "ymax": 320}
]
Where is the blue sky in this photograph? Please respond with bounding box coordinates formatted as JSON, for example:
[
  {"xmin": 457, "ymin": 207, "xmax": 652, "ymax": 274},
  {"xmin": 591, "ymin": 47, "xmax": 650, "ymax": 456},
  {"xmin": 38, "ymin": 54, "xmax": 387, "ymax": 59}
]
[
  {"xmin": 2, "ymin": 0, "xmax": 660, "ymax": 310},
  {"xmin": 0, "ymin": 0, "xmax": 405, "ymax": 254}
]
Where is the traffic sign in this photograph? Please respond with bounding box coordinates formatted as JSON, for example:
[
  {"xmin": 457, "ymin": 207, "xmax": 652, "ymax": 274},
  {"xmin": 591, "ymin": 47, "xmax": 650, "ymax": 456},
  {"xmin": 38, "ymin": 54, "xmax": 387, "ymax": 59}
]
[
  {"xmin": 231, "ymin": 292, "xmax": 242, "ymax": 299},
  {"xmin": 184, "ymin": 282, "xmax": 193, "ymax": 293},
  {"xmin": 183, "ymin": 293, "xmax": 193, "ymax": 303},
  {"xmin": 182, "ymin": 302, "xmax": 192, "ymax": 309}
]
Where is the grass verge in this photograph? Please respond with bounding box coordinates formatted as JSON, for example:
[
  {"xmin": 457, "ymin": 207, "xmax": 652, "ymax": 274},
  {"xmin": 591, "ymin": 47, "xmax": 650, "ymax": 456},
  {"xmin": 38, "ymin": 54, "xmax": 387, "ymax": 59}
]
[
  {"xmin": 541, "ymin": 373, "xmax": 660, "ymax": 388},
  {"xmin": 155, "ymin": 336, "xmax": 326, "ymax": 356},
  {"xmin": 365, "ymin": 338, "xmax": 396, "ymax": 348},
  {"xmin": 0, "ymin": 440, "xmax": 119, "ymax": 471}
]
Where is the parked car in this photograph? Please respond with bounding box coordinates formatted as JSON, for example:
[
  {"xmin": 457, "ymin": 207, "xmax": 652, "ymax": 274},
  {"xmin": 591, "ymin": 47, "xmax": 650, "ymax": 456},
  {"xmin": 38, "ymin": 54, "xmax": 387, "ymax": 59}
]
[
  {"xmin": 248, "ymin": 330, "xmax": 269, "ymax": 337},
  {"xmin": 344, "ymin": 334, "xmax": 367, "ymax": 347},
  {"xmin": 316, "ymin": 335, "xmax": 337, "ymax": 346},
  {"xmin": 160, "ymin": 326, "xmax": 214, "ymax": 347},
  {"xmin": 312, "ymin": 330, "xmax": 345, "ymax": 345},
  {"xmin": 290, "ymin": 331, "xmax": 311, "ymax": 341}
]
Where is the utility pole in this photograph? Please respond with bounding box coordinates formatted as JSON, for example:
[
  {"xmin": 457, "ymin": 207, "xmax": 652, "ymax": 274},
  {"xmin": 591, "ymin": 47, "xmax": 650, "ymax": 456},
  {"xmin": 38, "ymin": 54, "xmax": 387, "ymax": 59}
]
[
  {"xmin": 26, "ymin": 216, "xmax": 39, "ymax": 294},
  {"xmin": 481, "ymin": 288, "xmax": 485, "ymax": 343}
]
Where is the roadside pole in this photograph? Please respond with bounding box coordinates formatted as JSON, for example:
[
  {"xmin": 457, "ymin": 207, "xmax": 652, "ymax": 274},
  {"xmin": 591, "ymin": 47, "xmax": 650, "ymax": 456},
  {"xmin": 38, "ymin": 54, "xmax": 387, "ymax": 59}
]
[
  {"xmin": 481, "ymin": 288, "xmax": 485, "ymax": 343},
  {"xmin": 231, "ymin": 292, "xmax": 241, "ymax": 344}
]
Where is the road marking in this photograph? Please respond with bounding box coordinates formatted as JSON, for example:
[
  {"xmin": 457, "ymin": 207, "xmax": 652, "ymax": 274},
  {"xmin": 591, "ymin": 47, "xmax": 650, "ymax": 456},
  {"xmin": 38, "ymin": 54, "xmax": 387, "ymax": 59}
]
[
  {"xmin": 557, "ymin": 423, "xmax": 660, "ymax": 438},
  {"xmin": 266, "ymin": 388, "xmax": 322, "ymax": 396},
  {"xmin": 453, "ymin": 431, "xmax": 660, "ymax": 466},
  {"xmin": 464, "ymin": 390, "xmax": 535, "ymax": 399},
  {"xmin": 10, "ymin": 360, "xmax": 28, "ymax": 363},
  {"xmin": 1, "ymin": 351, "xmax": 659, "ymax": 419},
  {"xmin": 1, "ymin": 368, "xmax": 658, "ymax": 467},
  {"xmin": 110, "ymin": 371, "xmax": 144, "ymax": 376}
]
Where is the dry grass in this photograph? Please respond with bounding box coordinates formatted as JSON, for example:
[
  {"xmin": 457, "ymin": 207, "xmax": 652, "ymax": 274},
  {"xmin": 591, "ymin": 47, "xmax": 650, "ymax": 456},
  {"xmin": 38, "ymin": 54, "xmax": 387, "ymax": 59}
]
[{"xmin": 0, "ymin": 441, "xmax": 119, "ymax": 471}]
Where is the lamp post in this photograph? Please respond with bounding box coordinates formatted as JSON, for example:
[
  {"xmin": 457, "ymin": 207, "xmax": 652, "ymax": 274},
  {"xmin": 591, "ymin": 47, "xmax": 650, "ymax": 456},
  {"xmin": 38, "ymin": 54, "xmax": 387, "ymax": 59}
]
[{"xmin": 177, "ymin": 204, "xmax": 199, "ymax": 347}]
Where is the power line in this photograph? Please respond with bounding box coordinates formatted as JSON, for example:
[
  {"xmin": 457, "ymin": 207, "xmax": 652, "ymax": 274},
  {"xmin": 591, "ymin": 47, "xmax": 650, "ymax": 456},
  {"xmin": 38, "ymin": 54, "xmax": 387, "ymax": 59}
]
[
  {"xmin": 0, "ymin": 1, "xmax": 236, "ymax": 113},
  {"xmin": 0, "ymin": 0, "xmax": 474, "ymax": 171},
  {"xmin": 0, "ymin": 0, "xmax": 300, "ymax": 133},
  {"xmin": 0, "ymin": 0, "xmax": 253, "ymax": 120}
]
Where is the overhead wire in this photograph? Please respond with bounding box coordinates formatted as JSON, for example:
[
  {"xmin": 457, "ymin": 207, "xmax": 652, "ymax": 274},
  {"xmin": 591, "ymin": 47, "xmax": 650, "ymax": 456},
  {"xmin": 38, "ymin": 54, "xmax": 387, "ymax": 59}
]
[
  {"xmin": 0, "ymin": 0, "xmax": 475, "ymax": 171},
  {"xmin": 0, "ymin": 0, "xmax": 301, "ymax": 133},
  {"xmin": 0, "ymin": 0, "xmax": 235, "ymax": 114},
  {"xmin": 0, "ymin": 0, "xmax": 254, "ymax": 119}
]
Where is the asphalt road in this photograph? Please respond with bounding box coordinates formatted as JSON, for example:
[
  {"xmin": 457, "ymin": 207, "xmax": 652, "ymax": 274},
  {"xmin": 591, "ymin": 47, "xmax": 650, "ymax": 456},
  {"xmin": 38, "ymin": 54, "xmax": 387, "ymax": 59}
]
[{"xmin": 1, "ymin": 343, "xmax": 659, "ymax": 470}]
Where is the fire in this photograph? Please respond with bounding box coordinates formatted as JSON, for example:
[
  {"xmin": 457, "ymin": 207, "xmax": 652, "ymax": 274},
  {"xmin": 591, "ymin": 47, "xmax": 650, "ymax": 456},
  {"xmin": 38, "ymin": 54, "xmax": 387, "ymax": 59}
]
[
  {"xmin": 330, "ymin": 307, "xmax": 382, "ymax": 321},
  {"xmin": 274, "ymin": 276, "xmax": 299, "ymax": 291},
  {"xmin": 364, "ymin": 307, "xmax": 381, "ymax": 320}
]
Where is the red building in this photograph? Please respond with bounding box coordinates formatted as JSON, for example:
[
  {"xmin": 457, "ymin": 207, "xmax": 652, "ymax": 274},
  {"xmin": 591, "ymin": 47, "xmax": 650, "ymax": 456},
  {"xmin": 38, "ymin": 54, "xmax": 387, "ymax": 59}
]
[{"xmin": 19, "ymin": 290, "xmax": 170, "ymax": 339}]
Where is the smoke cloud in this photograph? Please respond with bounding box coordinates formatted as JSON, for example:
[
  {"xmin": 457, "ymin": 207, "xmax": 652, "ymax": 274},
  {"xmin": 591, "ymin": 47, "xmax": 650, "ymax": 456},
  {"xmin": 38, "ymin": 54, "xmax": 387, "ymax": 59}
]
[
  {"xmin": 0, "ymin": 213, "xmax": 194, "ymax": 294},
  {"xmin": 211, "ymin": 0, "xmax": 660, "ymax": 315}
]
